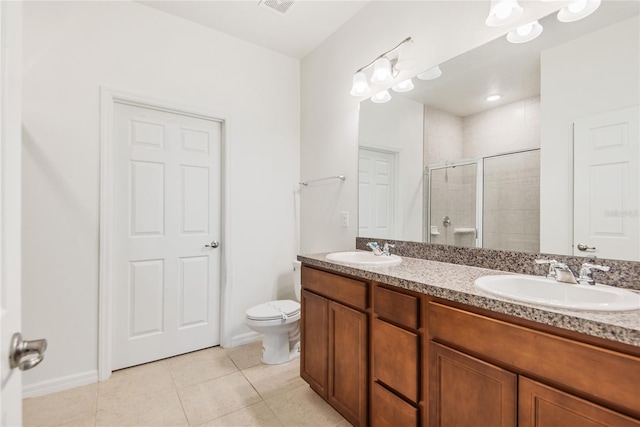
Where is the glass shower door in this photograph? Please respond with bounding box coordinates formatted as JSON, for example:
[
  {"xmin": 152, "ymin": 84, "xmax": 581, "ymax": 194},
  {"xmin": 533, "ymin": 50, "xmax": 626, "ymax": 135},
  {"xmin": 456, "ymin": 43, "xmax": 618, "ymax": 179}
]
[{"xmin": 427, "ymin": 162, "xmax": 479, "ymax": 248}]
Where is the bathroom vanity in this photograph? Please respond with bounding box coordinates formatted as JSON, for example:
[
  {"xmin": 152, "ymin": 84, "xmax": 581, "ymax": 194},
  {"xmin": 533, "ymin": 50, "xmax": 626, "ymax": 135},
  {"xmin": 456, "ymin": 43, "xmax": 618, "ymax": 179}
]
[{"xmin": 298, "ymin": 254, "xmax": 640, "ymax": 427}]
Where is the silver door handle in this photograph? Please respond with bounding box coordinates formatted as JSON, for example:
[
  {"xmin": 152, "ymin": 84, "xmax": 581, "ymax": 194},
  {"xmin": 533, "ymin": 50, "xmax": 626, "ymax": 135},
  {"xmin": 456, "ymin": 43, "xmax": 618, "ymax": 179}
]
[
  {"xmin": 577, "ymin": 243, "xmax": 596, "ymax": 252},
  {"xmin": 9, "ymin": 332, "xmax": 48, "ymax": 371},
  {"xmin": 205, "ymin": 240, "xmax": 219, "ymax": 249}
]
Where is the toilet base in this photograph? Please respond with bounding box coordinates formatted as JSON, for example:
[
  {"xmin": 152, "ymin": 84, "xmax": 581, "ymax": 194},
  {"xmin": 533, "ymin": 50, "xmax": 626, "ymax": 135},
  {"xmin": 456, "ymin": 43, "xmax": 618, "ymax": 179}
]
[{"xmin": 260, "ymin": 333, "xmax": 300, "ymax": 365}]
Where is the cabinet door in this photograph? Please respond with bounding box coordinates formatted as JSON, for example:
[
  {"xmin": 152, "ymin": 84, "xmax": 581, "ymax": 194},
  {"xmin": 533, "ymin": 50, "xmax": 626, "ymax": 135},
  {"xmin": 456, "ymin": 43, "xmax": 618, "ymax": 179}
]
[
  {"xmin": 519, "ymin": 377, "xmax": 640, "ymax": 427},
  {"xmin": 430, "ymin": 342, "xmax": 517, "ymax": 427},
  {"xmin": 328, "ymin": 301, "xmax": 368, "ymax": 426},
  {"xmin": 301, "ymin": 290, "xmax": 328, "ymax": 397}
]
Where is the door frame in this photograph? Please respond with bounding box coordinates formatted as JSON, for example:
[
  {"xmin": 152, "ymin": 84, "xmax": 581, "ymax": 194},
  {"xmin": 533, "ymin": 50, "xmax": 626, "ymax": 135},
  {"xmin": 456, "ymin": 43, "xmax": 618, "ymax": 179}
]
[{"xmin": 98, "ymin": 87, "xmax": 231, "ymax": 380}]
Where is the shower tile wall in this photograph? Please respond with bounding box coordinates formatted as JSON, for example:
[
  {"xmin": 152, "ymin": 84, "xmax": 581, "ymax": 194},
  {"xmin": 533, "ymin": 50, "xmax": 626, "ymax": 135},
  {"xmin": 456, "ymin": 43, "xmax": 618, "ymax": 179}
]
[{"xmin": 484, "ymin": 151, "xmax": 540, "ymax": 252}]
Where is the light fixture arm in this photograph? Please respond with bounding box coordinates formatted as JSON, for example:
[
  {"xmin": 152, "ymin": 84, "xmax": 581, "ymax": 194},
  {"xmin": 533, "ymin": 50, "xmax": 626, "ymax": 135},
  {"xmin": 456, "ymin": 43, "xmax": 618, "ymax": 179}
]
[{"xmin": 354, "ymin": 37, "xmax": 413, "ymax": 74}]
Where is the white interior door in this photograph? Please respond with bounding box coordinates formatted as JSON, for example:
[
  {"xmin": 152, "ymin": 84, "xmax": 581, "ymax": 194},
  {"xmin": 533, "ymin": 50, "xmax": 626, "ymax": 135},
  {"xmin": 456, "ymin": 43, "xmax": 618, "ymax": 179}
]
[
  {"xmin": 1, "ymin": 2, "xmax": 23, "ymax": 423},
  {"xmin": 112, "ymin": 102, "xmax": 222, "ymax": 370},
  {"xmin": 573, "ymin": 105, "xmax": 640, "ymax": 261},
  {"xmin": 358, "ymin": 147, "xmax": 397, "ymax": 239}
]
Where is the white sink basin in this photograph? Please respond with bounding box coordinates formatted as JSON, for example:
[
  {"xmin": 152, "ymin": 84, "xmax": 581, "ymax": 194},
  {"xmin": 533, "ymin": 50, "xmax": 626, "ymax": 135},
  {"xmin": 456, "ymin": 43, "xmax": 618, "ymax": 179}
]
[
  {"xmin": 325, "ymin": 251, "xmax": 402, "ymax": 266},
  {"xmin": 475, "ymin": 275, "xmax": 640, "ymax": 312}
]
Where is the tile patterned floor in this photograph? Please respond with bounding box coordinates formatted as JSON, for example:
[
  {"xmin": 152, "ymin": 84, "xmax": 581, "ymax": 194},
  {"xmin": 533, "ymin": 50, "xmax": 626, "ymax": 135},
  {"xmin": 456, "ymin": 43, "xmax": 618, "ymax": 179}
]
[{"xmin": 22, "ymin": 341, "xmax": 349, "ymax": 427}]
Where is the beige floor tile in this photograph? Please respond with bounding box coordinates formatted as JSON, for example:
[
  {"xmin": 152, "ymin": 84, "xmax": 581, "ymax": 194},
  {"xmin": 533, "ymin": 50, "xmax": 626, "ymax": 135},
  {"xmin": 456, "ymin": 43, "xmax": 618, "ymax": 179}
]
[
  {"xmin": 96, "ymin": 387, "xmax": 188, "ymax": 427},
  {"xmin": 99, "ymin": 359, "xmax": 175, "ymax": 398},
  {"xmin": 227, "ymin": 341, "xmax": 263, "ymax": 370},
  {"xmin": 178, "ymin": 371, "xmax": 262, "ymax": 426},
  {"xmin": 335, "ymin": 420, "xmax": 353, "ymax": 426},
  {"xmin": 265, "ymin": 384, "xmax": 346, "ymax": 427},
  {"xmin": 166, "ymin": 347, "xmax": 238, "ymax": 389},
  {"xmin": 22, "ymin": 383, "xmax": 97, "ymax": 427},
  {"xmin": 241, "ymin": 358, "xmax": 305, "ymax": 400},
  {"xmin": 199, "ymin": 401, "xmax": 284, "ymax": 427}
]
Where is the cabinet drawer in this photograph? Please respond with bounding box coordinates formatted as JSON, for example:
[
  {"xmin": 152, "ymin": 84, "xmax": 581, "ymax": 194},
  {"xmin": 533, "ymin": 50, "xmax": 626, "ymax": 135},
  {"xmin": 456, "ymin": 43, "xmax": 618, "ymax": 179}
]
[
  {"xmin": 429, "ymin": 301, "xmax": 640, "ymax": 418},
  {"xmin": 374, "ymin": 285, "xmax": 419, "ymax": 329},
  {"xmin": 301, "ymin": 266, "xmax": 367, "ymax": 310},
  {"xmin": 371, "ymin": 382, "xmax": 418, "ymax": 427},
  {"xmin": 373, "ymin": 318, "xmax": 419, "ymax": 402}
]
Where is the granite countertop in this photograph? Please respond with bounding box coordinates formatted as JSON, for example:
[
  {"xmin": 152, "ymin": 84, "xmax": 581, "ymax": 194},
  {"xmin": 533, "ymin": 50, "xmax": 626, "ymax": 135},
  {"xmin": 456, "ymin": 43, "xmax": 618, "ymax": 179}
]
[{"xmin": 298, "ymin": 252, "xmax": 640, "ymax": 347}]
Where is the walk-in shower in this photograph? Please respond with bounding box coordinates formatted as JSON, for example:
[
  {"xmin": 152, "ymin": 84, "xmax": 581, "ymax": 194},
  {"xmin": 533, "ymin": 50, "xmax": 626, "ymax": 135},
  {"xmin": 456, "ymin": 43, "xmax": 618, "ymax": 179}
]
[{"xmin": 425, "ymin": 148, "xmax": 540, "ymax": 252}]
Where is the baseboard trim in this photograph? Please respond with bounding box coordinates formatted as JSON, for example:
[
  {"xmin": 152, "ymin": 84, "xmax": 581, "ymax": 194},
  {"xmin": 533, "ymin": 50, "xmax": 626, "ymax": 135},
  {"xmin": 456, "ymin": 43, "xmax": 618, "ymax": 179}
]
[
  {"xmin": 22, "ymin": 370, "xmax": 98, "ymax": 398},
  {"xmin": 229, "ymin": 331, "xmax": 262, "ymax": 348}
]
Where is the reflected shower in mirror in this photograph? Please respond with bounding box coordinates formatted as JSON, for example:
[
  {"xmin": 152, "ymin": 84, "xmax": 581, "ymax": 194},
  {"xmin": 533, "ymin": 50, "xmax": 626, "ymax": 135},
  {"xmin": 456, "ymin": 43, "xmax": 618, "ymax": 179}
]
[{"xmin": 357, "ymin": 1, "xmax": 640, "ymax": 260}]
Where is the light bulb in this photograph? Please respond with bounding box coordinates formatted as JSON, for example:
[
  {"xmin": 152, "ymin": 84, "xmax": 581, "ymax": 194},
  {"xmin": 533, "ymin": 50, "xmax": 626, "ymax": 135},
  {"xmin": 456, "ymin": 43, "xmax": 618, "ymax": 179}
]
[
  {"xmin": 417, "ymin": 65, "xmax": 442, "ymax": 81},
  {"xmin": 486, "ymin": 94, "xmax": 501, "ymax": 102},
  {"xmin": 392, "ymin": 79, "xmax": 414, "ymax": 93},
  {"xmin": 371, "ymin": 90, "xmax": 392, "ymax": 104},
  {"xmin": 494, "ymin": 2, "xmax": 512, "ymax": 19},
  {"xmin": 371, "ymin": 57, "xmax": 393, "ymax": 85},
  {"xmin": 350, "ymin": 72, "xmax": 371, "ymax": 97},
  {"xmin": 507, "ymin": 20, "xmax": 543, "ymax": 44},
  {"xmin": 517, "ymin": 23, "xmax": 533, "ymax": 36},
  {"xmin": 568, "ymin": 0, "xmax": 588, "ymax": 13}
]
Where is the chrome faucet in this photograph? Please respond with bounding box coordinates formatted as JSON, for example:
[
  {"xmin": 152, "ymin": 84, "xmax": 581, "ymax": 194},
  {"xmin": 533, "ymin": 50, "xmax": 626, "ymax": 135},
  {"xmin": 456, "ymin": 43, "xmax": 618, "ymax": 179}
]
[
  {"xmin": 578, "ymin": 263, "xmax": 610, "ymax": 286},
  {"xmin": 366, "ymin": 242, "xmax": 383, "ymax": 256},
  {"xmin": 535, "ymin": 259, "xmax": 577, "ymax": 284},
  {"xmin": 366, "ymin": 242, "xmax": 395, "ymax": 256}
]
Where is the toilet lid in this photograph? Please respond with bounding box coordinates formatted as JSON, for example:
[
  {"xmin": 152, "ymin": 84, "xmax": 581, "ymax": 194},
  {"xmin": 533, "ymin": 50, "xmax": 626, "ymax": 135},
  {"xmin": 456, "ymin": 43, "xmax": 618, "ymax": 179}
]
[{"xmin": 246, "ymin": 300, "xmax": 300, "ymax": 321}]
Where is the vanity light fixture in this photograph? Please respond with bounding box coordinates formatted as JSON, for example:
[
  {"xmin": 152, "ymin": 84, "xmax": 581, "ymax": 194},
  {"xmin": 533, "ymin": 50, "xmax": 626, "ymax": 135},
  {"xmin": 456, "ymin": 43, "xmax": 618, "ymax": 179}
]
[
  {"xmin": 507, "ymin": 20, "xmax": 543, "ymax": 43},
  {"xmin": 417, "ymin": 65, "xmax": 442, "ymax": 81},
  {"xmin": 486, "ymin": 94, "xmax": 501, "ymax": 102},
  {"xmin": 557, "ymin": 0, "xmax": 601, "ymax": 23},
  {"xmin": 392, "ymin": 78, "xmax": 415, "ymax": 93},
  {"xmin": 349, "ymin": 37, "xmax": 414, "ymax": 98},
  {"xmin": 485, "ymin": 0, "xmax": 523, "ymax": 27},
  {"xmin": 371, "ymin": 89, "xmax": 392, "ymax": 104}
]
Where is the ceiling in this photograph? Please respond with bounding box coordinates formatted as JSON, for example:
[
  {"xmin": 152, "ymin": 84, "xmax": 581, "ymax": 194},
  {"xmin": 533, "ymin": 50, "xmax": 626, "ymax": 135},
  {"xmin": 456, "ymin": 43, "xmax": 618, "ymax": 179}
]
[
  {"xmin": 137, "ymin": 0, "xmax": 370, "ymax": 59},
  {"xmin": 397, "ymin": 1, "xmax": 640, "ymax": 117}
]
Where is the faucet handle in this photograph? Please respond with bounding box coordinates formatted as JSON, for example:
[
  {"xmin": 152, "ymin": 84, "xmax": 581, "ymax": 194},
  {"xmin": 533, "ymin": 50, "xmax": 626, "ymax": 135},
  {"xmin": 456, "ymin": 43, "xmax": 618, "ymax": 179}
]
[
  {"xmin": 578, "ymin": 263, "xmax": 610, "ymax": 285},
  {"xmin": 581, "ymin": 262, "xmax": 610, "ymax": 272},
  {"xmin": 366, "ymin": 242, "xmax": 383, "ymax": 256},
  {"xmin": 535, "ymin": 259, "xmax": 558, "ymax": 265}
]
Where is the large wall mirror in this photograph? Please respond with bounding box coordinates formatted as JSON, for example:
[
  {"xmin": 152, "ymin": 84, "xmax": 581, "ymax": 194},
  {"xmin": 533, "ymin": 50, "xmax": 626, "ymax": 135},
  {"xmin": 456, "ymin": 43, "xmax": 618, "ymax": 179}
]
[{"xmin": 358, "ymin": 1, "xmax": 640, "ymax": 261}]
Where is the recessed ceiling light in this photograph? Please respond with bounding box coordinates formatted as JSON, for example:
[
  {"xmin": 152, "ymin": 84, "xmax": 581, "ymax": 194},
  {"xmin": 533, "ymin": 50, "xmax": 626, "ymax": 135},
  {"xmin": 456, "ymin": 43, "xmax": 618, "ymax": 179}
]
[{"xmin": 486, "ymin": 94, "xmax": 501, "ymax": 102}]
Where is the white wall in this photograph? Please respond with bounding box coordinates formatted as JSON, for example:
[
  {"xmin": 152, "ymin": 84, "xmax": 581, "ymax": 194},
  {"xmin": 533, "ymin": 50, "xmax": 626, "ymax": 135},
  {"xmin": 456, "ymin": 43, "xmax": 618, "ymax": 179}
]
[
  {"xmin": 300, "ymin": 0, "xmax": 561, "ymax": 254},
  {"xmin": 540, "ymin": 16, "xmax": 640, "ymax": 255},
  {"xmin": 358, "ymin": 96, "xmax": 423, "ymax": 241},
  {"xmin": 22, "ymin": 1, "xmax": 300, "ymax": 392}
]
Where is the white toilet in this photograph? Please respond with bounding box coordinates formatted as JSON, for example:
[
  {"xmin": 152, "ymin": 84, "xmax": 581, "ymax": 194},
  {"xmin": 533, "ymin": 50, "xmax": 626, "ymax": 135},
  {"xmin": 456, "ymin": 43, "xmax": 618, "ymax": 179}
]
[{"xmin": 245, "ymin": 260, "xmax": 302, "ymax": 364}]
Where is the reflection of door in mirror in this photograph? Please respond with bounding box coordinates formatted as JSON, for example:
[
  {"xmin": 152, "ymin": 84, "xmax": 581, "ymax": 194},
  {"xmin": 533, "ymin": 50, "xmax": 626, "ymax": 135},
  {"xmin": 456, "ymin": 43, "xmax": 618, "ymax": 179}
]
[
  {"xmin": 427, "ymin": 162, "xmax": 478, "ymax": 248},
  {"xmin": 358, "ymin": 147, "xmax": 397, "ymax": 239},
  {"xmin": 573, "ymin": 105, "xmax": 639, "ymax": 262}
]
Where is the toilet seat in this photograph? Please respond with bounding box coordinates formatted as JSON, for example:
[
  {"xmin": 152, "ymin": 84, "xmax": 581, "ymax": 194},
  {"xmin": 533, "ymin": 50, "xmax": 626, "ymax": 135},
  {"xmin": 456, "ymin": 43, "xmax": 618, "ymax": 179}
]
[{"xmin": 246, "ymin": 300, "xmax": 300, "ymax": 321}]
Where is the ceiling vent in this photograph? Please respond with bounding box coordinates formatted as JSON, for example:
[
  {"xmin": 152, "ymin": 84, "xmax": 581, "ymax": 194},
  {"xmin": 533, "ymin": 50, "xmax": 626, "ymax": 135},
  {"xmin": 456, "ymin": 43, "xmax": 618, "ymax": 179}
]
[{"xmin": 259, "ymin": 0, "xmax": 295, "ymax": 15}]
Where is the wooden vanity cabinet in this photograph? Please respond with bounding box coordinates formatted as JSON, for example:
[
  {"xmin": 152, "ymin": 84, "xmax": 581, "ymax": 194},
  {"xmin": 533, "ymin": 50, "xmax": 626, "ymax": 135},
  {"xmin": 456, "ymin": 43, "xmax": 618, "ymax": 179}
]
[
  {"xmin": 300, "ymin": 264, "xmax": 640, "ymax": 427},
  {"xmin": 300, "ymin": 266, "xmax": 368, "ymax": 426},
  {"xmin": 428, "ymin": 301, "xmax": 640, "ymax": 427}
]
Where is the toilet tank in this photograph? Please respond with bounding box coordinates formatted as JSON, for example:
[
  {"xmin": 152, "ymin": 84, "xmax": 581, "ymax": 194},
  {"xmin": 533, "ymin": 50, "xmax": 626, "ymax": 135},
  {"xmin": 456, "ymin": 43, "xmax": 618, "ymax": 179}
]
[{"xmin": 293, "ymin": 260, "xmax": 302, "ymax": 301}]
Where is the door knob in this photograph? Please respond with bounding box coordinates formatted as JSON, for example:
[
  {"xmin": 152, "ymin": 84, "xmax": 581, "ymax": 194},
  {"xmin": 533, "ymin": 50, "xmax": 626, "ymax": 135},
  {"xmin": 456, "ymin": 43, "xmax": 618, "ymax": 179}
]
[
  {"xmin": 9, "ymin": 332, "xmax": 48, "ymax": 371},
  {"xmin": 205, "ymin": 240, "xmax": 219, "ymax": 249},
  {"xmin": 577, "ymin": 243, "xmax": 596, "ymax": 252}
]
